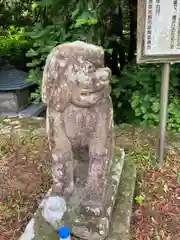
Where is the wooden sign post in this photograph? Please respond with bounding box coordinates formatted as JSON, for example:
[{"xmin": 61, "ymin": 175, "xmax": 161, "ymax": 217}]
[{"xmin": 137, "ymin": 0, "xmax": 180, "ymax": 167}]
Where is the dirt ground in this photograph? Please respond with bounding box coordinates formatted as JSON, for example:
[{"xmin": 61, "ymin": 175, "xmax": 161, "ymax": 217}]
[
  {"xmin": 0, "ymin": 119, "xmax": 179, "ymax": 240},
  {"xmin": 131, "ymin": 168, "xmax": 180, "ymax": 240},
  {"xmin": 0, "ymin": 117, "xmax": 52, "ymax": 240},
  {"xmin": 116, "ymin": 125, "xmax": 180, "ymax": 240}
]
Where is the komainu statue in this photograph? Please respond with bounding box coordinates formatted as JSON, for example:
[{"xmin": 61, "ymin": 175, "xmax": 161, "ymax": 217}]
[{"xmin": 42, "ymin": 41, "xmax": 122, "ymax": 239}]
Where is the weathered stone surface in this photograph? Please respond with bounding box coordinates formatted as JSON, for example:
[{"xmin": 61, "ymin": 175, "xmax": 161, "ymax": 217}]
[
  {"xmin": 62, "ymin": 150, "xmax": 125, "ymax": 240},
  {"xmin": 0, "ymin": 89, "xmax": 31, "ymax": 112},
  {"xmin": 0, "ymin": 92, "xmax": 17, "ymax": 111},
  {"xmin": 0, "ymin": 67, "xmax": 33, "ymax": 112},
  {"xmin": 42, "ymin": 40, "xmax": 115, "ymax": 238},
  {"xmin": 0, "ymin": 103, "xmax": 46, "ymax": 117},
  {"xmin": 19, "ymin": 156, "xmax": 136, "ymax": 240},
  {"xmin": 109, "ymin": 159, "xmax": 136, "ymax": 240}
]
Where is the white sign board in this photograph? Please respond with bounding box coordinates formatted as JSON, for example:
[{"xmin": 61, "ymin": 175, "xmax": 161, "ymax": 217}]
[{"xmin": 137, "ymin": 0, "xmax": 180, "ymax": 63}]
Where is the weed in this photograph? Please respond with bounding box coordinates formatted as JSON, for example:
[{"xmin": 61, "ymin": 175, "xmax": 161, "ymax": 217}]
[
  {"xmin": 177, "ymin": 172, "xmax": 180, "ymax": 184},
  {"xmin": 135, "ymin": 194, "xmax": 145, "ymax": 205}
]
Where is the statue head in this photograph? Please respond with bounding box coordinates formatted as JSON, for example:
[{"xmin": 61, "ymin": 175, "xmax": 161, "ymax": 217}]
[{"xmin": 42, "ymin": 41, "xmax": 111, "ymax": 111}]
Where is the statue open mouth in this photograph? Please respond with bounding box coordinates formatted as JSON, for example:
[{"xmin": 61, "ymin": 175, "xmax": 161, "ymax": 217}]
[
  {"xmin": 80, "ymin": 81, "xmax": 109, "ymax": 96},
  {"xmin": 80, "ymin": 88, "xmax": 104, "ymax": 96}
]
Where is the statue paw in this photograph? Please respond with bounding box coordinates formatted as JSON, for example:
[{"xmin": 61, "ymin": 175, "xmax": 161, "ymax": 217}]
[{"xmin": 80, "ymin": 200, "xmax": 104, "ymax": 217}]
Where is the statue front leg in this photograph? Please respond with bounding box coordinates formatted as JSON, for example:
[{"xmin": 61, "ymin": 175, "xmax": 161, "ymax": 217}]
[
  {"xmin": 82, "ymin": 101, "xmax": 114, "ymax": 216},
  {"xmin": 47, "ymin": 108, "xmax": 74, "ymax": 197}
]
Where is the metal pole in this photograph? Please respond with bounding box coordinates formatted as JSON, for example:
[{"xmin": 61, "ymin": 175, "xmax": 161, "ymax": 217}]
[{"xmin": 158, "ymin": 63, "xmax": 170, "ymax": 168}]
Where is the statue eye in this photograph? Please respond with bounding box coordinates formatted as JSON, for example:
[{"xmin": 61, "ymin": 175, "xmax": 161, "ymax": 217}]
[
  {"xmin": 88, "ymin": 65, "xmax": 94, "ymax": 72},
  {"xmin": 76, "ymin": 80, "xmax": 80, "ymax": 85}
]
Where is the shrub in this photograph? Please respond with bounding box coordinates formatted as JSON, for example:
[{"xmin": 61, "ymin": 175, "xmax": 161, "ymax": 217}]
[
  {"xmin": 0, "ymin": 26, "xmax": 32, "ymax": 70},
  {"xmin": 111, "ymin": 63, "xmax": 180, "ymax": 132},
  {"xmin": 25, "ymin": 6, "xmax": 99, "ymax": 103}
]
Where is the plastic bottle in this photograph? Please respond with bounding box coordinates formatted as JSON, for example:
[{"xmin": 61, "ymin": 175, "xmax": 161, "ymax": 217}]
[
  {"xmin": 57, "ymin": 226, "xmax": 71, "ymax": 240},
  {"xmin": 42, "ymin": 196, "xmax": 67, "ymax": 226}
]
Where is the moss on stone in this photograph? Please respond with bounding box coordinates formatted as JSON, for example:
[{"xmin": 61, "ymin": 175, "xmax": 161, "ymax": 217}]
[
  {"xmin": 108, "ymin": 159, "xmax": 136, "ymax": 240},
  {"xmin": 33, "ymin": 212, "xmax": 59, "ymax": 240}
]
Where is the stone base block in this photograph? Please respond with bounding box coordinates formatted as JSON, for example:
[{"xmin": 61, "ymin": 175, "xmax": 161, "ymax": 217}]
[
  {"xmin": 0, "ymin": 103, "xmax": 46, "ymax": 117},
  {"xmin": 19, "ymin": 153, "xmax": 136, "ymax": 240}
]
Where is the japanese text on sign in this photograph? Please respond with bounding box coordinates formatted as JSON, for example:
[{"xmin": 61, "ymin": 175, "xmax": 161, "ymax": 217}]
[{"xmin": 144, "ymin": 0, "xmax": 180, "ymax": 55}]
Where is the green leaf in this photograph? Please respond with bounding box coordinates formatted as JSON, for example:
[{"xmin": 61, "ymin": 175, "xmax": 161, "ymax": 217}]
[
  {"xmin": 105, "ymin": 48, "xmax": 113, "ymax": 55},
  {"xmin": 26, "ymin": 48, "xmax": 38, "ymax": 58},
  {"xmin": 27, "ymin": 60, "xmax": 42, "ymax": 68},
  {"xmin": 38, "ymin": 45, "xmax": 56, "ymax": 54},
  {"xmin": 26, "ymin": 68, "xmax": 42, "ymax": 85},
  {"xmin": 118, "ymin": 102, "xmax": 122, "ymax": 108},
  {"xmin": 134, "ymin": 109, "xmax": 142, "ymax": 117},
  {"xmin": 87, "ymin": 18, "xmax": 98, "ymax": 25},
  {"xmin": 74, "ymin": 18, "xmax": 88, "ymax": 28},
  {"xmin": 111, "ymin": 77, "xmax": 119, "ymax": 84},
  {"xmin": 32, "ymin": 2, "xmax": 38, "ymax": 10},
  {"xmin": 27, "ymin": 28, "xmax": 50, "ymax": 40},
  {"xmin": 131, "ymin": 95, "xmax": 141, "ymax": 108},
  {"xmin": 0, "ymin": 204, "xmax": 4, "ymax": 212},
  {"xmin": 112, "ymin": 88, "xmax": 121, "ymax": 98},
  {"xmin": 152, "ymin": 101, "xmax": 160, "ymax": 113},
  {"xmin": 140, "ymin": 106, "xmax": 147, "ymax": 114}
]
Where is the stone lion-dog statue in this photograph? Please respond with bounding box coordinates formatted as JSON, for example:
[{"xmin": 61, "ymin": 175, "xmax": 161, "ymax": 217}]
[{"xmin": 42, "ymin": 41, "xmax": 114, "ymax": 213}]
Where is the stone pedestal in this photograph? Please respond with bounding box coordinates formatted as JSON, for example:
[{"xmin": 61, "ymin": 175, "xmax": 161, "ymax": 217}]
[{"xmin": 19, "ymin": 152, "xmax": 136, "ymax": 240}]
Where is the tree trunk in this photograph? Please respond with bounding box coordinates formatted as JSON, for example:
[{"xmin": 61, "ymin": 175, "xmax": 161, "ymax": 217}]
[
  {"xmin": 128, "ymin": 0, "xmax": 137, "ymax": 62},
  {"xmin": 118, "ymin": 6, "xmax": 126, "ymax": 71}
]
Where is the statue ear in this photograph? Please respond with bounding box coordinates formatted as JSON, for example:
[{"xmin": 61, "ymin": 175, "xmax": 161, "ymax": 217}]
[{"xmin": 42, "ymin": 51, "xmax": 71, "ymax": 112}]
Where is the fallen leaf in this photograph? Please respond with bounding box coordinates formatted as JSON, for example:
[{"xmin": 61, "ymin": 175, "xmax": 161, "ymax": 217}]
[
  {"xmin": 134, "ymin": 209, "xmax": 143, "ymax": 217},
  {"xmin": 163, "ymin": 183, "xmax": 169, "ymax": 193},
  {"xmin": 151, "ymin": 216, "xmax": 158, "ymax": 225},
  {"xmin": 161, "ymin": 204, "xmax": 169, "ymax": 212}
]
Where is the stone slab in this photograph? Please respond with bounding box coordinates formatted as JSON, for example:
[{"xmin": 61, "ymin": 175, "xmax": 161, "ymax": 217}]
[
  {"xmin": 0, "ymin": 89, "xmax": 30, "ymax": 112},
  {"xmin": 19, "ymin": 154, "xmax": 136, "ymax": 240},
  {"xmin": 0, "ymin": 103, "xmax": 46, "ymax": 117},
  {"xmin": 109, "ymin": 159, "xmax": 136, "ymax": 240}
]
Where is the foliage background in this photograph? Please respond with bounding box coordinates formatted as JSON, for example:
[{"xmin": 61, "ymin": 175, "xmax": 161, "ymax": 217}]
[{"xmin": 1, "ymin": 0, "xmax": 180, "ymax": 132}]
